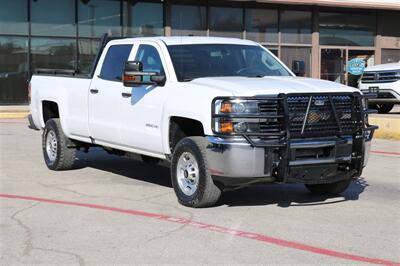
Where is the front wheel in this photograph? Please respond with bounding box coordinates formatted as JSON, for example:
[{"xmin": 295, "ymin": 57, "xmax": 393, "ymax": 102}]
[
  {"xmin": 305, "ymin": 178, "xmax": 352, "ymax": 195},
  {"xmin": 171, "ymin": 137, "xmax": 221, "ymax": 208},
  {"xmin": 369, "ymin": 103, "xmax": 394, "ymax": 114}
]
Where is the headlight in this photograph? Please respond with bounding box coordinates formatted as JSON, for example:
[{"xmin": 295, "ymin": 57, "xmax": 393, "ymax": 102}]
[
  {"xmin": 213, "ymin": 98, "xmax": 279, "ymax": 134},
  {"xmin": 215, "ymin": 99, "xmax": 259, "ymax": 114}
]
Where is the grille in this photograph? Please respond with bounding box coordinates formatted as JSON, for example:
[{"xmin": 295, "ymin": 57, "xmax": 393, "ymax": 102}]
[
  {"xmin": 287, "ymin": 95, "xmax": 355, "ymax": 138},
  {"xmin": 258, "ymin": 99, "xmax": 285, "ymax": 140},
  {"xmin": 361, "ymin": 71, "xmax": 400, "ymax": 83}
]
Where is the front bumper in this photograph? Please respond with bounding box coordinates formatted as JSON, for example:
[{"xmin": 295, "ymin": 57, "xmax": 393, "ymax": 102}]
[
  {"xmin": 359, "ymin": 81, "xmax": 400, "ymax": 104},
  {"xmin": 206, "ymin": 132, "xmax": 376, "ymax": 187}
]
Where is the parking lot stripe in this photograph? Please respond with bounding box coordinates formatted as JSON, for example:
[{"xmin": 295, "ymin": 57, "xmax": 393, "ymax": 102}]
[
  {"xmin": 1, "ymin": 193, "xmax": 399, "ymax": 265},
  {"xmin": 371, "ymin": 150, "xmax": 400, "ymax": 156}
]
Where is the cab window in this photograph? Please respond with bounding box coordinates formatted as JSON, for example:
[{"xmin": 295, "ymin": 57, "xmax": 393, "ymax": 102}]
[
  {"xmin": 99, "ymin": 44, "xmax": 132, "ymax": 81},
  {"xmin": 135, "ymin": 44, "xmax": 165, "ymax": 82}
]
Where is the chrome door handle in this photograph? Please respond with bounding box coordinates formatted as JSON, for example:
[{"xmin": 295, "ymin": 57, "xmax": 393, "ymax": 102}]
[
  {"xmin": 121, "ymin": 92, "xmax": 132, "ymax": 98},
  {"xmin": 90, "ymin": 89, "xmax": 99, "ymax": 94}
]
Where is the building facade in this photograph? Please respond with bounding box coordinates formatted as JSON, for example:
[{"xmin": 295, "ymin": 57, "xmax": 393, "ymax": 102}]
[{"xmin": 0, "ymin": 0, "xmax": 399, "ymax": 104}]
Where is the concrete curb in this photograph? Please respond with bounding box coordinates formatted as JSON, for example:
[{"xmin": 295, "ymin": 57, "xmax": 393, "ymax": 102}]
[
  {"xmin": 0, "ymin": 112, "xmax": 29, "ymax": 119},
  {"xmin": 0, "ymin": 111, "xmax": 398, "ymax": 140},
  {"xmin": 369, "ymin": 116, "xmax": 400, "ymax": 140}
]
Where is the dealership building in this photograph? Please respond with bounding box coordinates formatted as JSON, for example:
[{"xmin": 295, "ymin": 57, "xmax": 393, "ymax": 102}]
[{"xmin": 0, "ymin": 0, "xmax": 399, "ymax": 104}]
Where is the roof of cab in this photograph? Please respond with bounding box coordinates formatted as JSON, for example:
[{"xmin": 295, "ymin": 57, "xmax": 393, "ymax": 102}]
[{"xmin": 108, "ymin": 36, "xmax": 258, "ymax": 46}]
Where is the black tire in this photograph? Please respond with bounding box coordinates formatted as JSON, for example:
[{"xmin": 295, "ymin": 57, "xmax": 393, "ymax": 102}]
[
  {"xmin": 169, "ymin": 120, "xmax": 186, "ymax": 153},
  {"xmin": 305, "ymin": 178, "xmax": 352, "ymax": 195},
  {"xmin": 369, "ymin": 103, "xmax": 394, "ymax": 114},
  {"xmin": 42, "ymin": 118, "xmax": 76, "ymax": 171},
  {"xmin": 171, "ymin": 137, "xmax": 221, "ymax": 208}
]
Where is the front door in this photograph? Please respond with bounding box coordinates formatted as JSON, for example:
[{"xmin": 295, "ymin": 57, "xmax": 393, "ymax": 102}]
[
  {"xmin": 88, "ymin": 44, "xmax": 133, "ymax": 144},
  {"xmin": 118, "ymin": 42, "xmax": 168, "ymax": 155}
]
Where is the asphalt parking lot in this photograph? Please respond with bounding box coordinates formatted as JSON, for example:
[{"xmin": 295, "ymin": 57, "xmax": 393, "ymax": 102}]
[{"xmin": 1, "ymin": 118, "xmax": 399, "ymax": 265}]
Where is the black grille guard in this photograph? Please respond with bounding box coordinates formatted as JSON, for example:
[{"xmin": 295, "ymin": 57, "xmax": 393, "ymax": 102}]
[{"xmin": 212, "ymin": 92, "xmax": 378, "ymax": 181}]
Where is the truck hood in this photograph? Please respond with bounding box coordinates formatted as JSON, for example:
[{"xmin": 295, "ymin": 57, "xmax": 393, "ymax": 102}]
[{"xmin": 190, "ymin": 76, "xmax": 358, "ymax": 96}]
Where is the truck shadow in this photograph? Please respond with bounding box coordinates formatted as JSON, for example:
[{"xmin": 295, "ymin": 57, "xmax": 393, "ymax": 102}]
[
  {"xmin": 219, "ymin": 177, "xmax": 368, "ymax": 208},
  {"xmin": 75, "ymin": 149, "xmax": 172, "ymax": 188},
  {"xmin": 75, "ymin": 149, "xmax": 368, "ymax": 208}
]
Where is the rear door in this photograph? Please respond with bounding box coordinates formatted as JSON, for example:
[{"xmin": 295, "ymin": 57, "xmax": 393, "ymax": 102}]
[{"xmin": 88, "ymin": 44, "xmax": 133, "ymax": 145}]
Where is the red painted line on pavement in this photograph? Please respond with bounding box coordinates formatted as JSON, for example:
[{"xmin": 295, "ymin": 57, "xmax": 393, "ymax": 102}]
[
  {"xmin": 371, "ymin": 150, "xmax": 400, "ymax": 156},
  {"xmin": 1, "ymin": 193, "xmax": 399, "ymax": 266}
]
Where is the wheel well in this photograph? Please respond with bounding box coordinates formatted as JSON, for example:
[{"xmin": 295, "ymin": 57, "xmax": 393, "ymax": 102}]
[
  {"xmin": 169, "ymin": 117, "xmax": 204, "ymax": 151},
  {"xmin": 42, "ymin": 101, "xmax": 59, "ymax": 124}
]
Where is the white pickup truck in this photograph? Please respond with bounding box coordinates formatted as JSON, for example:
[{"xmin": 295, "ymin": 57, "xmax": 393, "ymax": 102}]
[
  {"xmin": 359, "ymin": 62, "xmax": 400, "ymax": 113},
  {"xmin": 29, "ymin": 35, "xmax": 377, "ymax": 207}
]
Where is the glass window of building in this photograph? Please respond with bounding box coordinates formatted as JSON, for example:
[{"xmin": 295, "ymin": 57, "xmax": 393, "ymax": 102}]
[
  {"xmin": 31, "ymin": 0, "xmax": 75, "ymax": 37},
  {"xmin": 171, "ymin": 4, "xmax": 207, "ymax": 36},
  {"xmin": 123, "ymin": 2, "xmax": 164, "ymax": 37},
  {"xmin": 0, "ymin": 36, "xmax": 28, "ymax": 104},
  {"xmin": 382, "ymin": 49, "xmax": 400, "ymax": 64},
  {"xmin": 245, "ymin": 8, "xmax": 278, "ymax": 44},
  {"xmin": 78, "ymin": 0, "xmax": 121, "ymax": 38},
  {"xmin": 0, "ymin": 0, "xmax": 28, "ymax": 35},
  {"xmin": 378, "ymin": 11, "xmax": 400, "ymax": 38},
  {"xmin": 264, "ymin": 46, "xmax": 279, "ymax": 57},
  {"xmin": 280, "ymin": 47, "xmax": 311, "ymax": 77},
  {"xmin": 78, "ymin": 39, "xmax": 101, "ymax": 74},
  {"xmin": 280, "ymin": 10, "xmax": 312, "ymax": 44},
  {"xmin": 31, "ymin": 38, "xmax": 77, "ymax": 71},
  {"xmin": 209, "ymin": 6, "xmax": 243, "ymax": 38},
  {"xmin": 347, "ymin": 50, "xmax": 374, "ymax": 88},
  {"xmin": 319, "ymin": 12, "xmax": 376, "ymax": 46}
]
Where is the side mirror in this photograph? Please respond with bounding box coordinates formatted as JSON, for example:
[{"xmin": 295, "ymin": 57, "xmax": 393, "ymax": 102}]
[
  {"xmin": 123, "ymin": 61, "xmax": 166, "ymax": 87},
  {"xmin": 292, "ymin": 60, "xmax": 306, "ymax": 77}
]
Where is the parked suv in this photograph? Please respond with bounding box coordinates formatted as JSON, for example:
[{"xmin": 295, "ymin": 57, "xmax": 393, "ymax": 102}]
[{"xmin": 359, "ymin": 62, "xmax": 400, "ymax": 113}]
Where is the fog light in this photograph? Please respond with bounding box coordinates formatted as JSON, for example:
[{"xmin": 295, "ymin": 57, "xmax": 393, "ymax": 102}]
[
  {"xmin": 219, "ymin": 121, "xmax": 234, "ymax": 133},
  {"xmin": 234, "ymin": 122, "xmax": 248, "ymax": 132}
]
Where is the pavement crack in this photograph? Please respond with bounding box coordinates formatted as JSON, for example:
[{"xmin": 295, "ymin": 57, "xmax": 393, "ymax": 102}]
[
  {"xmin": 9, "ymin": 201, "xmax": 85, "ymax": 265},
  {"xmin": 38, "ymin": 181, "xmax": 102, "ymax": 199},
  {"xmin": 144, "ymin": 223, "xmax": 188, "ymax": 246},
  {"xmin": 10, "ymin": 202, "xmax": 40, "ymax": 256},
  {"xmin": 138, "ymin": 191, "xmax": 171, "ymax": 202},
  {"xmin": 34, "ymin": 247, "xmax": 85, "ymax": 266},
  {"xmin": 38, "ymin": 181, "xmax": 147, "ymax": 204}
]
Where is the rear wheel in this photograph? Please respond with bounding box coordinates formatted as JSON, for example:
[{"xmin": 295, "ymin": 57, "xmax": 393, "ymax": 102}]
[
  {"xmin": 305, "ymin": 178, "xmax": 352, "ymax": 195},
  {"xmin": 369, "ymin": 103, "xmax": 394, "ymax": 114},
  {"xmin": 171, "ymin": 137, "xmax": 221, "ymax": 208},
  {"xmin": 42, "ymin": 118, "xmax": 76, "ymax": 170}
]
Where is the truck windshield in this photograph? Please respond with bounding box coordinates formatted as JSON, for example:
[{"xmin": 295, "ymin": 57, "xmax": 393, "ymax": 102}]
[{"xmin": 167, "ymin": 44, "xmax": 291, "ymax": 81}]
